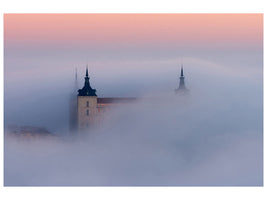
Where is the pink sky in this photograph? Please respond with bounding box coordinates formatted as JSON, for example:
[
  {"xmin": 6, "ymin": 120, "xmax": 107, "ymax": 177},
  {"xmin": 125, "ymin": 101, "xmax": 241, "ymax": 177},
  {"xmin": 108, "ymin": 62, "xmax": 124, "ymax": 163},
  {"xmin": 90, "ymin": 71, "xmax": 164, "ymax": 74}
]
[
  {"xmin": 4, "ymin": 14, "xmax": 263, "ymax": 134},
  {"xmin": 4, "ymin": 14, "xmax": 263, "ymax": 48}
]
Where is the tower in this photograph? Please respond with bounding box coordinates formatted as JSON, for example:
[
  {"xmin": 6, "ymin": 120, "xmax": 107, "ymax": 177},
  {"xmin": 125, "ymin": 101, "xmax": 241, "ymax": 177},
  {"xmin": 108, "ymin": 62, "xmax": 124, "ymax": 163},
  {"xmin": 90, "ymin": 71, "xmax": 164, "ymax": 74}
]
[
  {"xmin": 175, "ymin": 65, "xmax": 188, "ymax": 94},
  {"xmin": 69, "ymin": 68, "xmax": 78, "ymax": 132},
  {"xmin": 77, "ymin": 66, "xmax": 98, "ymax": 130}
]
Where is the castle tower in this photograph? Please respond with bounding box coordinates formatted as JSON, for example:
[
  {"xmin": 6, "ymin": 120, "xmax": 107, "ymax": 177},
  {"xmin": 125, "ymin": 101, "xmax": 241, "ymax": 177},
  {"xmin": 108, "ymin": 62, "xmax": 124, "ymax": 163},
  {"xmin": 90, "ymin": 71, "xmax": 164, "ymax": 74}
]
[
  {"xmin": 175, "ymin": 65, "xmax": 188, "ymax": 94},
  {"xmin": 77, "ymin": 66, "xmax": 98, "ymax": 130}
]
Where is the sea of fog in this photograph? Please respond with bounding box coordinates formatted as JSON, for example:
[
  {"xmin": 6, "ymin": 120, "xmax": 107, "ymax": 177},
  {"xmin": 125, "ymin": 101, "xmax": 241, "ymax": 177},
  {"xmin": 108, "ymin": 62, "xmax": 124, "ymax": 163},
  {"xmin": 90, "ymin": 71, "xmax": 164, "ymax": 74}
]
[
  {"xmin": 4, "ymin": 84, "xmax": 263, "ymax": 186},
  {"xmin": 4, "ymin": 49, "xmax": 263, "ymax": 186}
]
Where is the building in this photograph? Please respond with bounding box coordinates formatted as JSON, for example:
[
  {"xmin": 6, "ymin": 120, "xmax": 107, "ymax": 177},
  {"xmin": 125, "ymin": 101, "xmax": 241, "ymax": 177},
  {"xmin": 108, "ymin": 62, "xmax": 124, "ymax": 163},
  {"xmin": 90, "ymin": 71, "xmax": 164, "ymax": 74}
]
[
  {"xmin": 70, "ymin": 65, "xmax": 188, "ymax": 131},
  {"xmin": 72, "ymin": 67, "xmax": 136, "ymax": 131},
  {"xmin": 6, "ymin": 125, "xmax": 56, "ymax": 140},
  {"xmin": 175, "ymin": 65, "xmax": 189, "ymax": 94},
  {"xmin": 77, "ymin": 67, "xmax": 98, "ymax": 130}
]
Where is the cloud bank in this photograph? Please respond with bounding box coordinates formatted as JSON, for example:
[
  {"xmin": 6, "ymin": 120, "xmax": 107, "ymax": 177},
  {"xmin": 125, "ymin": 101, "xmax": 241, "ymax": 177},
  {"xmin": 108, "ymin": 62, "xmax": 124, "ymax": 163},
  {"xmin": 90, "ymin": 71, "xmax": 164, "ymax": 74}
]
[{"xmin": 4, "ymin": 67, "xmax": 263, "ymax": 185}]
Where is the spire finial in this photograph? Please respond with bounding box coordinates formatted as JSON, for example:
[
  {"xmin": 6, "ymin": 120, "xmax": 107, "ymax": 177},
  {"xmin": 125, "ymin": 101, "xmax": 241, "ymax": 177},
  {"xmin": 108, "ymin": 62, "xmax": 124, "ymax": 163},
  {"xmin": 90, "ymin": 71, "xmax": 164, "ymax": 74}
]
[
  {"xmin": 86, "ymin": 65, "xmax": 88, "ymax": 77},
  {"xmin": 181, "ymin": 64, "xmax": 184, "ymax": 77}
]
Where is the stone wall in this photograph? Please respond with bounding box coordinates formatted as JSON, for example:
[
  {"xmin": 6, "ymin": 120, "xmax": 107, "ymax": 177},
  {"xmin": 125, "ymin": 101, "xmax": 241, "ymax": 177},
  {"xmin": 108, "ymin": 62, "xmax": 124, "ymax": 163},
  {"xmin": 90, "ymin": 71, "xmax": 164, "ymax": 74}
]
[{"xmin": 77, "ymin": 96, "xmax": 98, "ymax": 130}]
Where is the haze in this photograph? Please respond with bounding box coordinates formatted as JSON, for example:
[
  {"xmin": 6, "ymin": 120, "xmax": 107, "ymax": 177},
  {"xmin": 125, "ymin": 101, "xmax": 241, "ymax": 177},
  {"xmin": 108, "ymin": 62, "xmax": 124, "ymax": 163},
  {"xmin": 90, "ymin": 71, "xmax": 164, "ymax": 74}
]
[{"xmin": 4, "ymin": 14, "xmax": 263, "ymax": 186}]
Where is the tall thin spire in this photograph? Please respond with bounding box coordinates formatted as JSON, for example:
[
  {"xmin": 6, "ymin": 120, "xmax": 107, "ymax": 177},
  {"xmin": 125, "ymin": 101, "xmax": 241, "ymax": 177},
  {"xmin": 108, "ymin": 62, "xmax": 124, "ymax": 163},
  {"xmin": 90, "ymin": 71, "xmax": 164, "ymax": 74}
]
[
  {"xmin": 86, "ymin": 65, "xmax": 89, "ymax": 77},
  {"xmin": 175, "ymin": 64, "xmax": 188, "ymax": 94}
]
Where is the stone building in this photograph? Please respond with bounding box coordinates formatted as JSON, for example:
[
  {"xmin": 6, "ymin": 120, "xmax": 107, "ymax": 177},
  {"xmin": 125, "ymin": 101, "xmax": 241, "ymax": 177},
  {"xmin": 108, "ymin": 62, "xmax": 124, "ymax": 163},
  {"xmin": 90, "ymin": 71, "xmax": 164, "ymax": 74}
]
[
  {"xmin": 77, "ymin": 67, "xmax": 98, "ymax": 130},
  {"xmin": 70, "ymin": 65, "xmax": 188, "ymax": 131},
  {"xmin": 71, "ymin": 67, "xmax": 136, "ymax": 131}
]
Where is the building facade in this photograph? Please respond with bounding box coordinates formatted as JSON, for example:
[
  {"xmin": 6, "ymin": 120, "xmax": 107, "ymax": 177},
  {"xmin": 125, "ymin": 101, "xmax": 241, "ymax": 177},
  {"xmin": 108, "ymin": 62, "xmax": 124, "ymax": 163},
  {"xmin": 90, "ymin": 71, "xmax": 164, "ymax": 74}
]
[
  {"xmin": 77, "ymin": 67, "xmax": 98, "ymax": 130},
  {"xmin": 73, "ymin": 67, "xmax": 136, "ymax": 131},
  {"xmin": 71, "ymin": 65, "xmax": 188, "ymax": 131}
]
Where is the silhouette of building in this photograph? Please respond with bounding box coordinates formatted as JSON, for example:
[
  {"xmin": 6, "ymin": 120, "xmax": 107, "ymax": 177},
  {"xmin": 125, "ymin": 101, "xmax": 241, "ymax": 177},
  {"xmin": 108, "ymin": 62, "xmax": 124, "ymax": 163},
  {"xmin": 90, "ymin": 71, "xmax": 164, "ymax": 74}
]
[
  {"xmin": 73, "ymin": 66, "xmax": 136, "ymax": 131},
  {"xmin": 175, "ymin": 65, "xmax": 189, "ymax": 94},
  {"xmin": 71, "ymin": 65, "xmax": 189, "ymax": 131},
  {"xmin": 6, "ymin": 125, "xmax": 56, "ymax": 139}
]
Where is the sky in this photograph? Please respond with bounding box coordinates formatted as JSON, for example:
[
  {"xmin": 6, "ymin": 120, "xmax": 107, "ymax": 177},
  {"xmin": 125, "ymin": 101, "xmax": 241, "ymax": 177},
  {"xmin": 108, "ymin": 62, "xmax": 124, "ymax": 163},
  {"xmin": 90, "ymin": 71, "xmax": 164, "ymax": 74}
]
[
  {"xmin": 3, "ymin": 13, "xmax": 263, "ymax": 187},
  {"xmin": 4, "ymin": 14, "xmax": 262, "ymax": 48},
  {"xmin": 4, "ymin": 14, "xmax": 263, "ymax": 131}
]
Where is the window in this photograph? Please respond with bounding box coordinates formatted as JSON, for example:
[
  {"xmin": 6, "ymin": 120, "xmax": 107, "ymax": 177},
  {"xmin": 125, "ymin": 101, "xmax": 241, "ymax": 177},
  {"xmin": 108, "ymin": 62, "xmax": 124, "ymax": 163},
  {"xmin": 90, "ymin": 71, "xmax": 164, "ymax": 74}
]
[
  {"xmin": 87, "ymin": 109, "xmax": 89, "ymax": 116},
  {"xmin": 86, "ymin": 101, "xmax": 89, "ymax": 107}
]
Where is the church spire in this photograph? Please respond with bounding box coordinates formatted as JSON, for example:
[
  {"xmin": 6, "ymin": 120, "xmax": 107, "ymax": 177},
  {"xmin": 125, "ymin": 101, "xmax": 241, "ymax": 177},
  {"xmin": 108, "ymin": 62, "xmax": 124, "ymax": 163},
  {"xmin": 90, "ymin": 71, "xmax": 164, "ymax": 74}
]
[
  {"xmin": 78, "ymin": 66, "xmax": 97, "ymax": 96},
  {"xmin": 86, "ymin": 65, "xmax": 89, "ymax": 77},
  {"xmin": 175, "ymin": 64, "xmax": 188, "ymax": 93}
]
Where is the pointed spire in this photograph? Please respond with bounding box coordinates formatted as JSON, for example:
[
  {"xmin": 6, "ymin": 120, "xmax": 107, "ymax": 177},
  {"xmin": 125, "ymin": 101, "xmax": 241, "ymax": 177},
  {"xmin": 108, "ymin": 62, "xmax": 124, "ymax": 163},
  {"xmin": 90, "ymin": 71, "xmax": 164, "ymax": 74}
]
[
  {"xmin": 78, "ymin": 65, "xmax": 97, "ymax": 96},
  {"xmin": 175, "ymin": 64, "xmax": 188, "ymax": 94},
  {"xmin": 86, "ymin": 65, "xmax": 89, "ymax": 77},
  {"xmin": 181, "ymin": 65, "xmax": 184, "ymax": 77}
]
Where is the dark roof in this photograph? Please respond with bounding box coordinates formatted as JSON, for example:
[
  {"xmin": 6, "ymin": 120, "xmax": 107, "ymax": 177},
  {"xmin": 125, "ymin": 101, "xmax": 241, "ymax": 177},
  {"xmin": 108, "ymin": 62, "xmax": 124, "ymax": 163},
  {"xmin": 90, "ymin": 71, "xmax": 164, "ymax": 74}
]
[
  {"xmin": 97, "ymin": 97, "xmax": 137, "ymax": 104},
  {"xmin": 78, "ymin": 68, "xmax": 97, "ymax": 96}
]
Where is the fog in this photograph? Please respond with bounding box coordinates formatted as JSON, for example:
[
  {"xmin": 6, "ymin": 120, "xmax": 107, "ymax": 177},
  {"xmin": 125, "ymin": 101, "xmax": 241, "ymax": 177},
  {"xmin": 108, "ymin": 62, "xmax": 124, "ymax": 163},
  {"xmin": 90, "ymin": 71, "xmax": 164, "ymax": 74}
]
[
  {"xmin": 4, "ymin": 47, "xmax": 263, "ymax": 186},
  {"xmin": 4, "ymin": 47, "xmax": 262, "ymax": 131}
]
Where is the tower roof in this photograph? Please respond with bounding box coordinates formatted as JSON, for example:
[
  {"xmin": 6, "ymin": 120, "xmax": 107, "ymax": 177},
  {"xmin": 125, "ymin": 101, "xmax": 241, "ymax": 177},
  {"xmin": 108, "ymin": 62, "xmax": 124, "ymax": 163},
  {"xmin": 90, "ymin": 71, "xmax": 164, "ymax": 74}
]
[
  {"xmin": 181, "ymin": 65, "xmax": 184, "ymax": 77},
  {"xmin": 86, "ymin": 66, "xmax": 88, "ymax": 77},
  {"xmin": 78, "ymin": 67, "xmax": 97, "ymax": 96},
  {"xmin": 175, "ymin": 64, "xmax": 188, "ymax": 93}
]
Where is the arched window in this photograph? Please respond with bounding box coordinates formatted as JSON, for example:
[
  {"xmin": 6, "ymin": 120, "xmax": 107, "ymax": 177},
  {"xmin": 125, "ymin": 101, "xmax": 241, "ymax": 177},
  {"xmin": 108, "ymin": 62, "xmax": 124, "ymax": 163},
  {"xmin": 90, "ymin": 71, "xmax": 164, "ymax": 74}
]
[{"xmin": 86, "ymin": 101, "xmax": 89, "ymax": 107}]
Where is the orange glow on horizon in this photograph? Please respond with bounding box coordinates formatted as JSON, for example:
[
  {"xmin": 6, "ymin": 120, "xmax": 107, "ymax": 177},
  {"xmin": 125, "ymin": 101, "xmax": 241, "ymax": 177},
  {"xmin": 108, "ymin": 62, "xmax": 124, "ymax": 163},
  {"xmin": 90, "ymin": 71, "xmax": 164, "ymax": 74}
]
[{"xmin": 4, "ymin": 14, "xmax": 263, "ymax": 48}]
